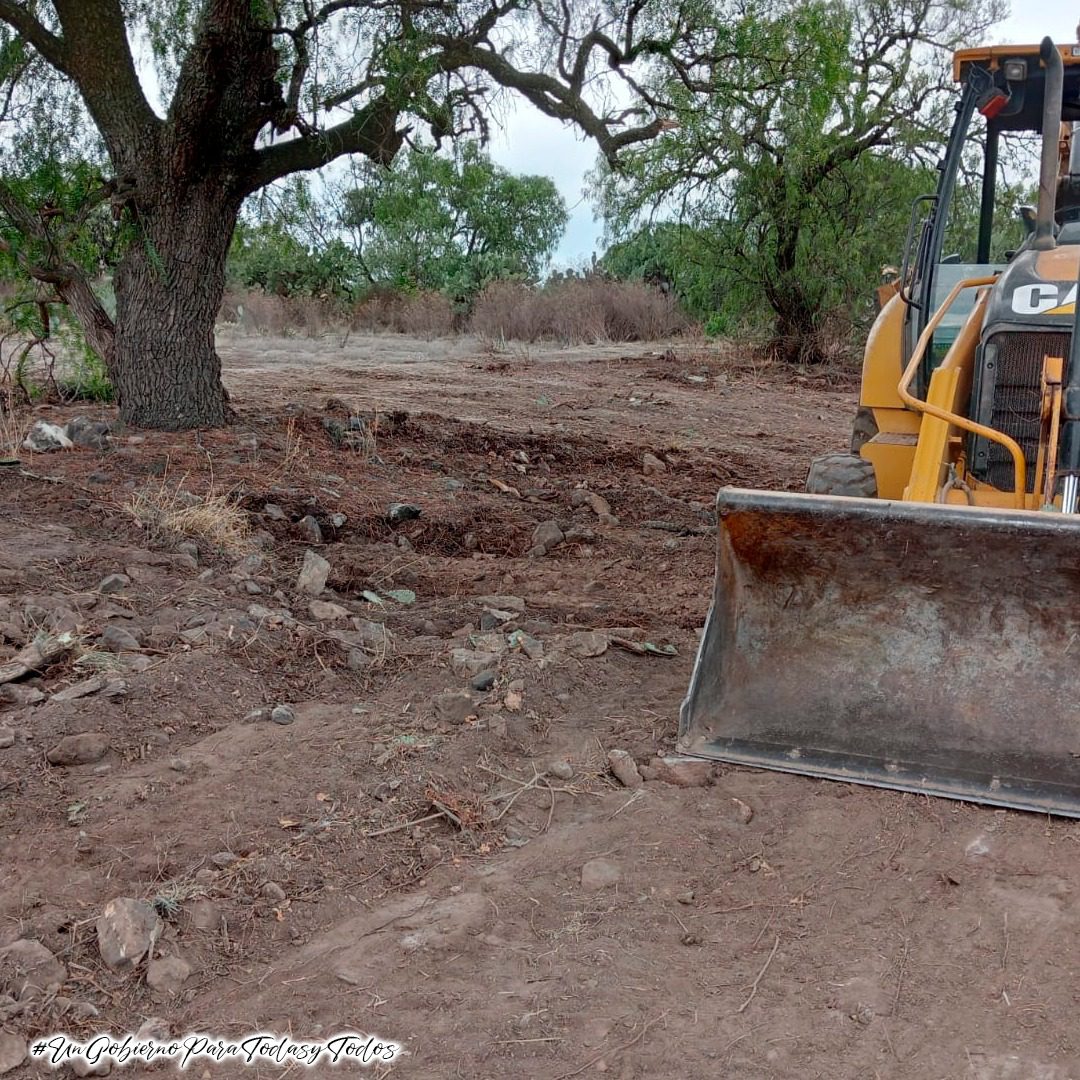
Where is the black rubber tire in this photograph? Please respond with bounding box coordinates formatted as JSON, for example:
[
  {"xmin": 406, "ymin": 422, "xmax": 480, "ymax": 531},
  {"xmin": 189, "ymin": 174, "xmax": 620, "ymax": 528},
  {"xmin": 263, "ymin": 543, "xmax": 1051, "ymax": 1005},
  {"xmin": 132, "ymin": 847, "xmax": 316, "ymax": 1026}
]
[
  {"xmin": 805, "ymin": 452, "xmax": 878, "ymax": 498},
  {"xmin": 850, "ymin": 406, "xmax": 878, "ymax": 454}
]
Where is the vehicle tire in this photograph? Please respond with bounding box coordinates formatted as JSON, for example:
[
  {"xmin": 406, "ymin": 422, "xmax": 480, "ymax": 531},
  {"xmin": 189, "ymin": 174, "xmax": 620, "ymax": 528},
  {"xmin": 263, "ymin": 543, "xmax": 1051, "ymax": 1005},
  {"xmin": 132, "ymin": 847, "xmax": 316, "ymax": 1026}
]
[
  {"xmin": 850, "ymin": 406, "xmax": 878, "ymax": 454},
  {"xmin": 805, "ymin": 452, "xmax": 878, "ymax": 498}
]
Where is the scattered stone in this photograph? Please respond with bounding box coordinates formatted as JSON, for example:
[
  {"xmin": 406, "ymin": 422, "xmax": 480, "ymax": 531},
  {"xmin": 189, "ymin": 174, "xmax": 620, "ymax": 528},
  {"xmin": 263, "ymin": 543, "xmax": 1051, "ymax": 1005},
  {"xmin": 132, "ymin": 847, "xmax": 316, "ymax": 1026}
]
[
  {"xmin": 134, "ymin": 1018, "xmax": 170, "ymax": 1044},
  {"xmin": 66, "ymin": 416, "xmax": 111, "ymax": 451},
  {"xmin": 261, "ymin": 881, "xmax": 287, "ymax": 902},
  {"xmin": 168, "ymin": 756, "xmax": 190, "ymax": 772},
  {"xmin": 271, "ymin": 705, "xmax": 295, "ymax": 726},
  {"xmin": 676, "ymin": 890, "xmax": 696, "ymax": 905},
  {"xmin": 330, "ymin": 512, "xmax": 347, "ymax": 529},
  {"xmin": 648, "ymin": 755, "xmax": 715, "ymax": 788},
  {"xmin": 52, "ymin": 676, "xmax": 107, "ymax": 702},
  {"xmin": 0, "ymin": 1033, "xmax": 26, "ymax": 1076},
  {"xmin": 730, "ymin": 797, "xmax": 754, "ymax": 824},
  {"xmin": 87, "ymin": 470, "xmax": 109, "ymax": 484},
  {"xmin": 176, "ymin": 541, "xmax": 200, "ymax": 563},
  {"xmin": 0, "ymin": 939, "xmax": 67, "ymax": 994},
  {"xmin": 297, "ymin": 515, "xmax": 323, "ymax": 544},
  {"xmin": 476, "ymin": 595, "xmax": 526, "ymax": 613},
  {"xmin": 0, "ymin": 728, "xmax": 12, "ymax": 749},
  {"xmin": 0, "ymin": 633, "xmax": 75, "ymax": 685},
  {"xmin": 547, "ymin": 759, "xmax": 574, "ymax": 781},
  {"xmin": 97, "ymin": 573, "xmax": 131, "ymax": 595},
  {"xmin": 387, "ymin": 503, "xmax": 422, "ymax": 525},
  {"xmin": 297, "ymin": 550, "xmax": 330, "ymax": 596},
  {"xmin": 581, "ymin": 858, "xmax": 622, "ymax": 892},
  {"xmin": 100, "ymin": 625, "xmax": 141, "ymax": 652},
  {"xmin": 47, "ymin": 733, "xmax": 109, "ymax": 766},
  {"xmin": 347, "ymin": 650, "xmax": 372, "ymax": 673},
  {"xmin": 642, "ymin": 452, "xmax": 667, "ymax": 475},
  {"xmin": 504, "ymin": 680, "xmax": 524, "ymax": 712},
  {"xmin": 211, "ymin": 851, "xmax": 238, "ymax": 868},
  {"xmin": 309, "ymin": 599, "xmax": 349, "ymax": 621},
  {"xmin": 470, "ymin": 670, "xmax": 497, "ymax": 692},
  {"xmin": 0, "ymin": 684, "xmax": 44, "ymax": 705},
  {"xmin": 244, "ymin": 581, "xmax": 263, "ymax": 595},
  {"xmin": 244, "ymin": 707, "xmax": 271, "ymax": 723},
  {"xmin": 420, "ymin": 843, "xmax": 442, "ymax": 865},
  {"xmin": 529, "ymin": 519, "xmax": 564, "ymax": 556},
  {"xmin": 22, "ymin": 420, "xmax": 73, "ymax": 453},
  {"xmin": 179, "ymin": 627, "xmax": 209, "ymax": 646},
  {"xmin": 232, "ymin": 553, "xmax": 265, "ymax": 578},
  {"xmin": 566, "ymin": 630, "xmax": 609, "ymax": 658},
  {"xmin": 185, "ymin": 899, "xmax": 223, "ymax": 932},
  {"xmin": 451, "ymin": 648, "xmax": 500, "ymax": 679},
  {"xmin": 96, "ymin": 898, "xmax": 162, "ymax": 973},
  {"xmin": 264, "ymin": 503, "xmax": 287, "ymax": 522},
  {"xmin": 433, "ymin": 691, "xmax": 475, "ymax": 725},
  {"xmin": 146, "ymin": 955, "xmax": 192, "ymax": 999},
  {"xmin": 607, "ymin": 749, "xmax": 643, "ymax": 789}
]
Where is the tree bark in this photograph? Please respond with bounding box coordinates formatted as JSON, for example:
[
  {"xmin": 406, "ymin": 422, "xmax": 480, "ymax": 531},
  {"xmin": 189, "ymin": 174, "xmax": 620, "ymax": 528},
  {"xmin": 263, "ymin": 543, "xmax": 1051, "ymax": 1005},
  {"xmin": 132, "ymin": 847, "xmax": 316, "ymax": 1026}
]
[{"xmin": 110, "ymin": 181, "xmax": 239, "ymax": 429}]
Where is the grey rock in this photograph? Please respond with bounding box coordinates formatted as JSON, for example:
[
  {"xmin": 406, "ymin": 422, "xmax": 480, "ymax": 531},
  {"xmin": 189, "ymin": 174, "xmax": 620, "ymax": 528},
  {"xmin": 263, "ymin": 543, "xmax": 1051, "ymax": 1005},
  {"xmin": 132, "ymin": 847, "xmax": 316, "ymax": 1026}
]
[
  {"xmin": 261, "ymin": 881, "xmax": 287, "ymax": 902},
  {"xmin": 211, "ymin": 851, "xmax": 238, "ymax": 868},
  {"xmin": 87, "ymin": 470, "xmax": 109, "ymax": 485},
  {"xmin": 0, "ymin": 939, "xmax": 67, "ymax": 994},
  {"xmin": 530, "ymin": 519, "xmax": 564, "ymax": 554},
  {"xmin": 263, "ymin": 503, "xmax": 287, "ymax": 521},
  {"xmin": 179, "ymin": 626, "xmax": 209, "ymax": 646},
  {"xmin": 433, "ymin": 691, "xmax": 475, "ymax": 725},
  {"xmin": 176, "ymin": 541, "xmax": 199, "ymax": 563},
  {"xmin": 297, "ymin": 515, "xmax": 323, "ymax": 544},
  {"xmin": 607, "ymin": 749, "xmax": 643, "ymax": 789},
  {"xmin": 70, "ymin": 1056, "xmax": 111, "ymax": 1076},
  {"xmin": 66, "ymin": 416, "xmax": 111, "ymax": 451},
  {"xmin": 233, "ymin": 553, "xmax": 265, "ymax": 578},
  {"xmin": 347, "ymin": 650, "xmax": 372, "ymax": 673},
  {"xmin": 547, "ymin": 759, "xmax": 574, "ymax": 781},
  {"xmin": 0, "ymin": 728, "xmax": 14, "ymax": 749},
  {"xmin": 476, "ymin": 595, "xmax": 526, "ymax": 613},
  {"xmin": 330, "ymin": 512, "xmax": 347, "ymax": 529},
  {"xmin": 100, "ymin": 625, "xmax": 141, "ymax": 652},
  {"xmin": 387, "ymin": 502, "xmax": 422, "ymax": 525},
  {"xmin": 309, "ymin": 599, "xmax": 349, "ymax": 621},
  {"xmin": 97, "ymin": 573, "xmax": 131, "ymax": 595},
  {"xmin": 297, "ymin": 550, "xmax": 330, "ymax": 596},
  {"xmin": 185, "ymin": 899, "xmax": 222, "ymax": 932},
  {"xmin": 642, "ymin": 452, "xmax": 667, "ymax": 475},
  {"xmin": 47, "ymin": 733, "xmax": 109, "ymax": 766},
  {"xmin": 244, "ymin": 707, "xmax": 271, "ymax": 723},
  {"xmin": 581, "ymin": 858, "xmax": 622, "ymax": 892},
  {"xmin": 244, "ymin": 581, "xmax": 263, "ymax": 594},
  {"xmin": 22, "ymin": 420, "xmax": 72, "ymax": 452},
  {"xmin": 0, "ymin": 685, "xmax": 44, "ymax": 705},
  {"xmin": 146, "ymin": 955, "xmax": 191, "ymax": 1000},
  {"xmin": 470, "ymin": 670, "xmax": 497, "ymax": 692},
  {"xmin": 451, "ymin": 649, "xmax": 500, "ymax": 679},
  {"xmin": 0, "ymin": 1033, "xmax": 25, "ymax": 1076},
  {"xmin": 270, "ymin": 705, "xmax": 295, "ymax": 726},
  {"xmin": 51, "ymin": 676, "xmax": 106, "ymax": 703},
  {"xmin": 648, "ymin": 755, "xmax": 715, "ymax": 788},
  {"xmin": 96, "ymin": 898, "xmax": 162, "ymax": 973}
]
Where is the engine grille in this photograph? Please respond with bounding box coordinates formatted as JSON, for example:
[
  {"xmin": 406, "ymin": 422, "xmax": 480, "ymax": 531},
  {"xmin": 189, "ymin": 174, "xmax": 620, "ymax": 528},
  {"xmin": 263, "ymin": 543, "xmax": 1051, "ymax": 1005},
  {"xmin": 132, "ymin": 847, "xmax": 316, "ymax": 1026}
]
[{"xmin": 980, "ymin": 331, "xmax": 1070, "ymax": 493}]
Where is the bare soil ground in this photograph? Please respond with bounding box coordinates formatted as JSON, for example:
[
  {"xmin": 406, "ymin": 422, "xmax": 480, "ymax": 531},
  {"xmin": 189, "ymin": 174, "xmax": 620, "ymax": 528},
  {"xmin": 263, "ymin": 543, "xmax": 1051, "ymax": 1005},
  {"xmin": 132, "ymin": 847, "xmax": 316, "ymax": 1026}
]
[{"xmin": 1, "ymin": 331, "xmax": 1077, "ymax": 1080}]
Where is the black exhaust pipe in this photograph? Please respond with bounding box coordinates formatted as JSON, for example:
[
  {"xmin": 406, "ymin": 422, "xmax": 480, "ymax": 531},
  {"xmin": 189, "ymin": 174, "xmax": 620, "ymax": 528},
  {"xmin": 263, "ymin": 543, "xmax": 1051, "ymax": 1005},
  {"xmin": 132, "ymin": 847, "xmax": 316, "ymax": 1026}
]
[{"xmin": 1034, "ymin": 37, "xmax": 1064, "ymax": 251}]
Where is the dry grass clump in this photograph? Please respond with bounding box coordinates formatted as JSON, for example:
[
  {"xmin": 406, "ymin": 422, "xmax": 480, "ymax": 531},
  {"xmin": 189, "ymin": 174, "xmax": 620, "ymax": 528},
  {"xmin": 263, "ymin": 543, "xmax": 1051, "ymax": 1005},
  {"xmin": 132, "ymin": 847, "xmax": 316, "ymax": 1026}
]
[
  {"xmin": 220, "ymin": 289, "xmax": 343, "ymax": 337},
  {"xmin": 0, "ymin": 398, "xmax": 24, "ymax": 457},
  {"xmin": 127, "ymin": 482, "xmax": 251, "ymax": 555},
  {"xmin": 471, "ymin": 279, "xmax": 689, "ymax": 344}
]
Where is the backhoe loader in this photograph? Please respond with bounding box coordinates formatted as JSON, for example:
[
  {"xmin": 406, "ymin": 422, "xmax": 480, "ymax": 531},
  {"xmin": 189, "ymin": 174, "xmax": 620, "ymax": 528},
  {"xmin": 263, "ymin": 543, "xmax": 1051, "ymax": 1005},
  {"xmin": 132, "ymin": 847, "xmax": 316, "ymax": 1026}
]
[{"xmin": 680, "ymin": 36, "xmax": 1080, "ymax": 817}]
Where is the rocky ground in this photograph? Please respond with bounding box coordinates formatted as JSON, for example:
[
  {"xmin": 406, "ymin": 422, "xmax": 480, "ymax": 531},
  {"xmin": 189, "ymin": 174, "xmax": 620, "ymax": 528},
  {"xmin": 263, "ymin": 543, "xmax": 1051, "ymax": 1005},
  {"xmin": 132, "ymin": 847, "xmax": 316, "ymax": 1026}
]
[{"xmin": 1, "ymin": 333, "xmax": 1079, "ymax": 1080}]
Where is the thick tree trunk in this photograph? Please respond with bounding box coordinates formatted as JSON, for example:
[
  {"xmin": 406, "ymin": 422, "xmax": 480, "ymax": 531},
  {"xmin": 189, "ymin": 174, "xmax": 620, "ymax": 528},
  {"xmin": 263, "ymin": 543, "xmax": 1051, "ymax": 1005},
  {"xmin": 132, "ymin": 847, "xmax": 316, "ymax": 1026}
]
[{"xmin": 111, "ymin": 183, "xmax": 239, "ymax": 429}]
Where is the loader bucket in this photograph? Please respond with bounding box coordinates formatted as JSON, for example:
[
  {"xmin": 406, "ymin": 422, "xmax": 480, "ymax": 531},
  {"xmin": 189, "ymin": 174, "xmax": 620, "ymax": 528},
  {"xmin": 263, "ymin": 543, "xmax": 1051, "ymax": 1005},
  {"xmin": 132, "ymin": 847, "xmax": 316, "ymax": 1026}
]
[{"xmin": 679, "ymin": 489, "xmax": 1080, "ymax": 817}]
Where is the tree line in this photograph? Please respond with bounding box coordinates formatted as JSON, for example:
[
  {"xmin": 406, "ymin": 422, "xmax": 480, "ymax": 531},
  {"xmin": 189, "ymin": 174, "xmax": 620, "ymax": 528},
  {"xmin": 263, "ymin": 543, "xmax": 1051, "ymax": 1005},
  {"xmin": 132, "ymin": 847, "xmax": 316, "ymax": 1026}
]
[{"xmin": 0, "ymin": 0, "xmax": 1021, "ymax": 428}]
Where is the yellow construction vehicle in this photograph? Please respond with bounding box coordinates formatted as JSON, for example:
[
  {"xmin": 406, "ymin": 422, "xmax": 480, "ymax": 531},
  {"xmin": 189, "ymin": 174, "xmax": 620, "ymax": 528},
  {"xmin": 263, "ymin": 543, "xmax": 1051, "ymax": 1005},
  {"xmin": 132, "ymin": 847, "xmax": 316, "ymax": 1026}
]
[{"xmin": 680, "ymin": 36, "xmax": 1080, "ymax": 816}]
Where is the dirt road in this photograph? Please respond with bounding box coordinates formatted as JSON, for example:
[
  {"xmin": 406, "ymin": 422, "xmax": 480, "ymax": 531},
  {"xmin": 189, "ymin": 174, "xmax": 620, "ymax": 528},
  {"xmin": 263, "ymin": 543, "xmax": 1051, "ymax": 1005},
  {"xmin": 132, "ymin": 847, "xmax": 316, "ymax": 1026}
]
[{"xmin": 1, "ymin": 332, "xmax": 1075, "ymax": 1079}]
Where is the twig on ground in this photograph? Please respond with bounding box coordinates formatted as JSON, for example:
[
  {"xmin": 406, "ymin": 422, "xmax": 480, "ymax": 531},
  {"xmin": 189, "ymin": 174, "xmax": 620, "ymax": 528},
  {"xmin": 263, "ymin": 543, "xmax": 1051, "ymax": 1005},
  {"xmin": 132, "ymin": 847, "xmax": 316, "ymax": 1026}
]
[
  {"xmin": 738, "ymin": 935, "xmax": 780, "ymax": 1014},
  {"xmin": 554, "ymin": 1010, "xmax": 671, "ymax": 1080}
]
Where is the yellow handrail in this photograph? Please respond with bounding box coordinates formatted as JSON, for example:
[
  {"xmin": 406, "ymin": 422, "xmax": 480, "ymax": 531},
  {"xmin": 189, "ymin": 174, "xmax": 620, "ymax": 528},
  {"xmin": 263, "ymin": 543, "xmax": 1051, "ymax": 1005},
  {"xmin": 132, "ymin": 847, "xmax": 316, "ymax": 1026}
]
[{"xmin": 897, "ymin": 275, "xmax": 1029, "ymax": 509}]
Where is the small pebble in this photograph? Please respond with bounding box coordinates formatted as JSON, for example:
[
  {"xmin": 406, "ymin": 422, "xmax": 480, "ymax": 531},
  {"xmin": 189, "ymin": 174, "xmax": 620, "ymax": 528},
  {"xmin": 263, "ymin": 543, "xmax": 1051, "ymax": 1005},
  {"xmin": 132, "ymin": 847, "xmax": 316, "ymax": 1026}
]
[{"xmin": 271, "ymin": 705, "xmax": 295, "ymax": 726}]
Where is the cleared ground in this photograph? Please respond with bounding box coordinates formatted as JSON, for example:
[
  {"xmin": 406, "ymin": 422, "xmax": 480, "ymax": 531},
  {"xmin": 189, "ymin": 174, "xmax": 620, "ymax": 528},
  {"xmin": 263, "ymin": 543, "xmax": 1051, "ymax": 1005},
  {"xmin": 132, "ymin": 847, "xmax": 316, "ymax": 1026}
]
[{"xmin": 0, "ymin": 331, "xmax": 1075, "ymax": 1080}]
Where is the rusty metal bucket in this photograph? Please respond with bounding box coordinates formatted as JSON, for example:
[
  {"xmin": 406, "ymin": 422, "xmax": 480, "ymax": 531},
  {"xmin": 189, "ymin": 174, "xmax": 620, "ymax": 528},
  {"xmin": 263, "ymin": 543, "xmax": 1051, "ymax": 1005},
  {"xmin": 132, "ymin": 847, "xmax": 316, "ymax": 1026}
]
[{"xmin": 678, "ymin": 488, "xmax": 1080, "ymax": 816}]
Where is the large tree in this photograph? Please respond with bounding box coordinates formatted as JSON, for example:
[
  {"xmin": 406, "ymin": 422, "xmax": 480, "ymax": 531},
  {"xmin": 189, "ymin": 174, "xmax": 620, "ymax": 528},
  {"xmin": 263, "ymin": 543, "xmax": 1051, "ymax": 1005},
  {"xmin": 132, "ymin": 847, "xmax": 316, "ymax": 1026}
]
[
  {"xmin": 0, "ymin": 1, "xmax": 694, "ymax": 429},
  {"xmin": 596, "ymin": 0, "xmax": 1005, "ymax": 362}
]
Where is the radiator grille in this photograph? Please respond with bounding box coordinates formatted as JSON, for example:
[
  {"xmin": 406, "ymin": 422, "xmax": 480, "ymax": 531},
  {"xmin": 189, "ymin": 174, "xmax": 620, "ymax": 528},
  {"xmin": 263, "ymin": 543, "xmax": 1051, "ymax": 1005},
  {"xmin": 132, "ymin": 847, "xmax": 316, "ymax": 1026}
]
[{"xmin": 983, "ymin": 331, "xmax": 1070, "ymax": 493}]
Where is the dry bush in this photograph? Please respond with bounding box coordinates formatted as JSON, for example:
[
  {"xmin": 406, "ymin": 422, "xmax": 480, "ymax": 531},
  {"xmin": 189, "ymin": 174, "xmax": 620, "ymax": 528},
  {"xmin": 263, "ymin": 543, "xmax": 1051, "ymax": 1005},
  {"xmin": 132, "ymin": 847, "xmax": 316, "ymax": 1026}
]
[
  {"xmin": 396, "ymin": 291, "xmax": 456, "ymax": 338},
  {"xmin": 351, "ymin": 286, "xmax": 406, "ymax": 332},
  {"xmin": 127, "ymin": 482, "xmax": 251, "ymax": 555},
  {"xmin": 220, "ymin": 289, "xmax": 344, "ymax": 337},
  {"xmin": 0, "ymin": 398, "xmax": 25, "ymax": 457},
  {"xmin": 470, "ymin": 279, "xmax": 691, "ymax": 344}
]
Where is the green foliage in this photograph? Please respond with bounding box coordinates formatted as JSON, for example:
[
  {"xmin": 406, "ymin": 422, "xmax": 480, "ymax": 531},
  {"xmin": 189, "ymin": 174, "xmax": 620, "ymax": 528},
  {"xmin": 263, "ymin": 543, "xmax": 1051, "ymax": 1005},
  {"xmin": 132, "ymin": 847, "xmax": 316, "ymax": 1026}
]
[
  {"xmin": 228, "ymin": 221, "xmax": 361, "ymax": 298},
  {"xmin": 342, "ymin": 143, "xmax": 568, "ymax": 298},
  {"xmin": 597, "ymin": 0, "xmax": 1007, "ymax": 359}
]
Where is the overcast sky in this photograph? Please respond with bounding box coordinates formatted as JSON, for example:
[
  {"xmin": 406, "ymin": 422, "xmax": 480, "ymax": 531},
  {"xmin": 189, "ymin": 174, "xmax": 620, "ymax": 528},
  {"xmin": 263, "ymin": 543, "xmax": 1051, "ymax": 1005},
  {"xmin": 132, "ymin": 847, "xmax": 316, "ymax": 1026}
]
[{"xmin": 486, "ymin": 2, "xmax": 1080, "ymax": 267}]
